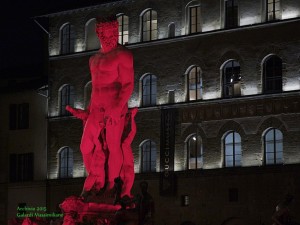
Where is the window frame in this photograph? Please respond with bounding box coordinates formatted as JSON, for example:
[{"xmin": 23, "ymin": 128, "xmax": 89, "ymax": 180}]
[
  {"xmin": 223, "ymin": 131, "xmax": 242, "ymax": 167},
  {"xmin": 117, "ymin": 14, "xmax": 129, "ymax": 45},
  {"xmin": 222, "ymin": 60, "xmax": 241, "ymax": 98},
  {"xmin": 59, "ymin": 84, "xmax": 75, "ymax": 116},
  {"xmin": 266, "ymin": 0, "xmax": 281, "ymax": 21},
  {"xmin": 141, "ymin": 9, "xmax": 158, "ymax": 42},
  {"xmin": 263, "ymin": 128, "xmax": 283, "ymax": 165},
  {"xmin": 140, "ymin": 140, "xmax": 157, "ymax": 173},
  {"xmin": 263, "ymin": 55, "xmax": 283, "ymax": 94},
  {"xmin": 189, "ymin": 5, "xmax": 201, "ymax": 34},
  {"xmin": 224, "ymin": 0, "xmax": 239, "ymax": 29},
  {"xmin": 141, "ymin": 74, "xmax": 157, "ymax": 107},
  {"xmin": 187, "ymin": 66, "xmax": 202, "ymax": 101},
  {"xmin": 186, "ymin": 134, "xmax": 203, "ymax": 170},
  {"xmin": 58, "ymin": 147, "xmax": 73, "ymax": 178},
  {"xmin": 60, "ymin": 23, "xmax": 75, "ymax": 55}
]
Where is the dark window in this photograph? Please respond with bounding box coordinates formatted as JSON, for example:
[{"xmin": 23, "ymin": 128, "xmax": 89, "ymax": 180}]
[
  {"xmin": 9, "ymin": 103, "xmax": 29, "ymax": 130},
  {"xmin": 117, "ymin": 14, "xmax": 129, "ymax": 45},
  {"xmin": 60, "ymin": 84, "xmax": 75, "ymax": 116},
  {"xmin": 9, "ymin": 153, "xmax": 34, "ymax": 182},
  {"xmin": 142, "ymin": 74, "xmax": 157, "ymax": 107},
  {"xmin": 168, "ymin": 23, "xmax": 175, "ymax": 38},
  {"xmin": 188, "ymin": 66, "xmax": 202, "ymax": 101},
  {"xmin": 223, "ymin": 60, "xmax": 241, "ymax": 98},
  {"xmin": 225, "ymin": 0, "xmax": 238, "ymax": 28},
  {"xmin": 224, "ymin": 131, "xmax": 241, "ymax": 167},
  {"xmin": 264, "ymin": 128, "xmax": 283, "ymax": 165},
  {"xmin": 187, "ymin": 134, "xmax": 203, "ymax": 169},
  {"xmin": 142, "ymin": 9, "xmax": 158, "ymax": 41},
  {"xmin": 267, "ymin": 0, "xmax": 280, "ymax": 21},
  {"xmin": 59, "ymin": 147, "xmax": 73, "ymax": 178},
  {"xmin": 141, "ymin": 140, "xmax": 156, "ymax": 172},
  {"xmin": 228, "ymin": 188, "xmax": 239, "ymax": 202},
  {"xmin": 189, "ymin": 6, "xmax": 201, "ymax": 33},
  {"xmin": 263, "ymin": 55, "xmax": 282, "ymax": 93},
  {"xmin": 61, "ymin": 23, "xmax": 75, "ymax": 54}
]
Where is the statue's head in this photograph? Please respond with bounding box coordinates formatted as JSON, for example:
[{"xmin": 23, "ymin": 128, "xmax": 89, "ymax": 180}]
[{"xmin": 96, "ymin": 15, "xmax": 119, "ymax": 53}]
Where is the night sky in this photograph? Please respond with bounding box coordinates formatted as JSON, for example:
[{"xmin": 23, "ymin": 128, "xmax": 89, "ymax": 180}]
[{"xmin": 0, "ymin": 0, "xmax": 109, "ymax": 78}]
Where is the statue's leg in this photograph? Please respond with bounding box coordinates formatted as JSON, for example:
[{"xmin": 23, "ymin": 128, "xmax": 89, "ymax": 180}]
[
  {"xmin": 105, "ymin": 116, "xmax": 125, "ymax": 189},
  {"xmin": 120, "ymin": 144, "xmax": 135, "ymax": 198},
  {"xmin": 80, "ymin": 116, "xmax": 106, "ymax": 192}
]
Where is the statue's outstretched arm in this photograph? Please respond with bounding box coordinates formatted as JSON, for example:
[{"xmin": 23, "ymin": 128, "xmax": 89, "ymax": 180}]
[{"xmin": 66, "ymin": 105, "xmax": 89, "ymax": 121}]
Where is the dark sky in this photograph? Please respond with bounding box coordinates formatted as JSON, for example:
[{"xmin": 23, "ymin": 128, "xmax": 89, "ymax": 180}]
[{"xmin": 0, "ymin": 0, "xmax": 106, "ymax": 78}]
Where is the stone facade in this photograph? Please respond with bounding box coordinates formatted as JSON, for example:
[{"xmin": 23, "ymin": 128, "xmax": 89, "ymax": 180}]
[{"xmin": 45, "ymin": 0, "xmax": 300, "ymax": 224}]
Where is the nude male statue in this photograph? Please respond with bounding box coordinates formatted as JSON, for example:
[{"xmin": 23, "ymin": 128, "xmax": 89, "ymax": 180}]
[{"xmin": 66, "ymin": 16, "xmax": 134, "ymax": 199}]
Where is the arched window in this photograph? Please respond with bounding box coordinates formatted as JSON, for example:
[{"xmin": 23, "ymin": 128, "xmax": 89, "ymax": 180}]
[
  {"xmin": 186, "ymin": 134, "xmax": 203, "ymax": 169},
  {"xmin": 168, "ymin": 22, "xmax": 175, "ymax": 38},
  {"xmin": 117, "ymin": 14, "xmax": 129, "ymax": 45},
  {"xmin": 263, "ymin": 55, "xmax": 282, "ymax": 93},
  {"xmin": 224, "ymin": 0, "xmax": 238, "ymax": 28},
  {"xmin": 140, "ymin": 140, "xmax": 156, "ymax": 172},
  {"xmin": 189, "ymin": 5, "xmax": 201, "ymax": 33},
  {"xmin": 85, "ymin": 18, "xmax": 100, "ymax": 50},
  {"xmin": 141, "ymin": 74, "xmax": 157, "ymax": 107},
  {"xmin": 59, "ymin": 84, "xmax": 75, "ymax": 116},
  {"xmin": 187, "ymin": 66, "xmax": 202, "ymax": 101},
  {"xmin": 60, "ymin": 23, "xmax": 75, "ymax": 54},
  {"xmin": 141, "ymin": 9, "xmax": 158, "ymax": 41},
  {"xmin": 266, "ymin": 0, "xmax": 281, "ymax": 21},
  {"xmin": 264, "ymin": 128, "xmax": 283, "ymax": 165},
  {"xmin": 222, "ymin": 60, "xmax": 241, "ymax": 98},
  {"xmin": 224, "ymin": 131, "xmax": 241, "ymax": 167},
  {"xmin": 84, "ymin": 81, "xmax": 92, "ymax": 109},
  {"xmin": 58, "ymin": 147, "xmax": 73, "ymax": 178}
]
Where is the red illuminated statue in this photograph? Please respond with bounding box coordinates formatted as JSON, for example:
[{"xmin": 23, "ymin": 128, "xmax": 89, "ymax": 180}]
[{"xmin": 66, "ymin": 16, "xmax": 135, "ymax": 202}]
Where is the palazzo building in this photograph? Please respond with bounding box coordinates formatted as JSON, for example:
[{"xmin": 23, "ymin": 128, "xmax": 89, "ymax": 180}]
[{"xmin": 5, "ymin": 0, "xmax": 300, "ymax": 224}]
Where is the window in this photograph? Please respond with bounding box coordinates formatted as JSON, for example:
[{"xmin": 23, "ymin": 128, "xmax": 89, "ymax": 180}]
[
  {"xmin": 264, "ymin": 128, "xmax": 283, "ymax": 165},
  {"xmin": 9, "ymin": 153, "xmax": 34, "ymax": 182},
  {"xmin": 225, "ymin": 0, "xmax": 238, "ymax": 28},
  {"xmin": 9, "ymin": 103, "xmax": 29, "ymax": 130},
  {"xmin": 187, "ymin": 66, "xmax": 202, "ymax": 101},
  {"xmin": 141, "ymin": 140, "xmax": 156, "ymax": 172},
  {"xmin": 59, "ymin": 147, "xmax": 73, "ymax": 178},
  {"xmin": 141, "ymin": 74, "xmax": 157, "ymax": 106},
  {"xmin": 85, "ymin": 18, "xmax": 100, "ymax": 50},
  {"xmin": 186, "ymin": 134, "xmax": 203, "ymax": 169},
  {"xmin": 59, "ymin": 84, "xmax": 75, "ymax": 116},
  {"xmin": 224, "ymin": 131, "xmax": 241, "ymax": 167},
  {"xmin": 189, "ymin": 6, "xmax": 201, "ymax": 33},
  {"xmin": 117, "ymin": 14, "xmax": 129, "ymax": 45},
  {"xmin": 222, "ymin": 60, "xmax": 241, "ymax": 98},
  {"xmin": 267, "ymin": 0, "xmax": 280, "ymax": 21},
  {"xmin": 60, "ymin": 23, "xmax": 75, "ymax": 54},
  {"xmin": 263, "ymin": 55, "xmax": 282, "ymax": 93},
  {"xmin": 141, "ymin": 9, "xmax": 158, "ymax": 41},
  {"xmin": 168, "ymin": 23, "xmax": 175, "ymax": 38}
]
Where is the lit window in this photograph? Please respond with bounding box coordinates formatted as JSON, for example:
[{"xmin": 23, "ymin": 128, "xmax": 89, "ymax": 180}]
[
  {"xmin": 225, "ymin": 0, "xmax": 238, "ymax": 28},
  {"xmin": 85, "ymin": 18, "xmax": 100, "ymax": 50},
  {"xmin": 187, "ymin": 66, "xmax": 202, "ymax": 101},
  {"xmin": 60, "ymin": 23, "xmax": 75, "ymax": 54},
  {"xmin": 223, "ymin": 60, "xmax": 241, "ymax": 98},
  {"xmin": 117, "ymin": 14, "xmax": 129, "ymax": 45},
  {"xmin": 267, "ymin": 0, "xmax": 280, "ymax": 21},
  {"xmin": 59, "ymin": 147, "xmax": 73, "ymax": 178},
  {"xmin": 187, "ymin": 134, "xmax": 203, "ymax": 169},
  {"xmin": 263, "ymin": 55, "xmax": 282, "ymax": 94},
  {"xmin": 141, "ymin": 74, "xmax": 157, "ymax": 107},
  {"xmin": 224, "ymin": 131, "xmax": 241, "ymax": 167},
  {"xmin": 59, "ymin": 84, "xmax": 75, "ymax": 116},
  {"xmin": 9, "ymin": 103, "xmax": 29, "ymax": 130},
  {"xmin": 142, "ymin": 9, "xmax": 158, "ymax": 41},
  {"xmin": 141, "ymin": 140, "xmax": 156, "ymax": 172},
  {"xmin": 264, "ymin": 128, "xmax": 283, "ymax": 165},
  {"xmin": 189, "ymin": 6, "xmax": 201, "ymax": 33}
]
